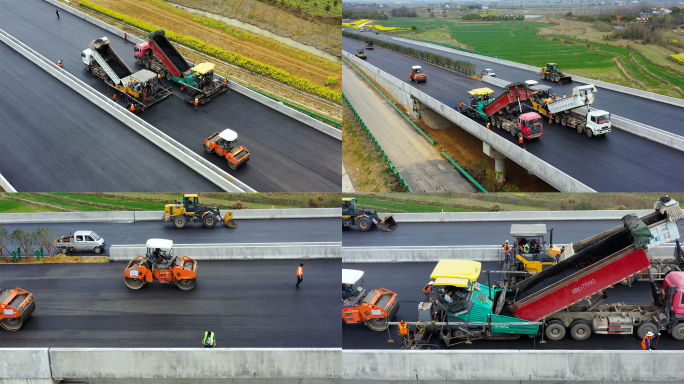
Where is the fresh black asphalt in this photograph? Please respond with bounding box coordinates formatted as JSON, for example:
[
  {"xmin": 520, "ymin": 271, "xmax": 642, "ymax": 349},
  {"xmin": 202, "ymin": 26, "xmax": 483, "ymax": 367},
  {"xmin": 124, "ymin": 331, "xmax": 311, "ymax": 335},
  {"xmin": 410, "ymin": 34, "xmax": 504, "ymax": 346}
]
[
  {"xmin": 343, "ymin": 37, "xmax": 684, "ymax": 192},
  {"xmin": 1, "ymin": 0, "xmax": 341, "ymax": 192},
  {"xmin": 0, "ymin": 259, "xmax": 341, "ymax": 348}
]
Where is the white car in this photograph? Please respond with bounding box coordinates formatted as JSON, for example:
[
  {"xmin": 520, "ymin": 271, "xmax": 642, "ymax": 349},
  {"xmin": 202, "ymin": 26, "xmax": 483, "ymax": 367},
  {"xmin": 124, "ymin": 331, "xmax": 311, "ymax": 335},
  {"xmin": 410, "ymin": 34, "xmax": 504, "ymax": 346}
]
[
  {"xmin": 525, "ymin": 80, "xmax": 538, "ymax": 87},
  {"xmin": 481, "ymin": 68, "xmax": 496, "ymax": 77}
]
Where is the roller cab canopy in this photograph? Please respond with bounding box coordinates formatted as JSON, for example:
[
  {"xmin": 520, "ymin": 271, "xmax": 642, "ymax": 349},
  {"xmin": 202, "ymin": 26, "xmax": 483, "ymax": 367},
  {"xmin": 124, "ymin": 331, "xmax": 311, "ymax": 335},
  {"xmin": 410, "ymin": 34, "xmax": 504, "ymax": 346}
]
[
  {"xmin": 510, "ymin": 224, "xmax": 547, "ymax": 237},
  {"xmin": 342, "ymin": 269, "xmax": 365, "ymax": 285},
  {"xmin": 191, "ymin": 63, "xmax": 215, "ymax": 74},
  {"xmin": 468, "ymin": 88, "xmax": 494, "ymax": 96},
  {"xmin": 430, "ymin": 260, "xmax": 481, "ymax": 288},
  {"xmin": 528, "ymin": 85, "xmax": 552, "ymax": 92},
  {"xmin": 218, "ymin": 129, "xmax": 238, "ymax": 142},
  {"xmin": 146, "ymin": 239, "xmax": 173, "ymax": 251}
]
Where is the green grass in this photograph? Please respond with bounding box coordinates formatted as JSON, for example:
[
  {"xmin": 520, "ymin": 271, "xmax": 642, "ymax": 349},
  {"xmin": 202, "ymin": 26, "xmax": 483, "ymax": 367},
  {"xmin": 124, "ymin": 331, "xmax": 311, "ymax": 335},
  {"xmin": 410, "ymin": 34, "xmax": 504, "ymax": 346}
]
[
  {"xmin": 48, "ymin": 193, "xmax": 167, "ymax": 210},
  {"xmin": 0, "ymin": 199, "xmax": 53, "ymax": 213},
  {"xmin": 352, "ymin": 196, "xmax": 483, "ymax": 213}
]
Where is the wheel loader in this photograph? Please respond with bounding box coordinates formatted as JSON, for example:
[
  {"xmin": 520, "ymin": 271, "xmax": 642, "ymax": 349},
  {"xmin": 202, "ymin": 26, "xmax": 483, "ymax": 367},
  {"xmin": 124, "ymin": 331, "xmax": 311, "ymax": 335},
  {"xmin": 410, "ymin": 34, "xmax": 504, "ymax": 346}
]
[
  {"xmin": 1, "ymin": 288, "xmax": 35, "ymax": 331},
  {"xmin": 124, "ymin": 239, "xmax": 198, "ymax": 291},
  {"xmin": 342, "ymin": 269, "xmax": 400, "ymax": 331},
  {"xmin": 163, "ymin": 194, "xmax": 237, "ymax": 229},
  {"xmin": 342, "ymin": 197, "xmax": 398, "ymax": 232},
  {"xmin": 540, "ymin": 63, "xmax": 572, "ymax": 85}
]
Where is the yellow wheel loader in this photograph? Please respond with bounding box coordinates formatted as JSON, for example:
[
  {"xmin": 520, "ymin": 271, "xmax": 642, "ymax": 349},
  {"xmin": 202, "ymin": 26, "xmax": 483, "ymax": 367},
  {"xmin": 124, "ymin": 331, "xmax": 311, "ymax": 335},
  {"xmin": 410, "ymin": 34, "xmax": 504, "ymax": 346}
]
[
  {"xmin": 163, "ymin": 194, "xmax": 237, "ymax": 229},
  {"xmin": 342, "ymin": 197, "xmax": 398, "ymax": 232}
]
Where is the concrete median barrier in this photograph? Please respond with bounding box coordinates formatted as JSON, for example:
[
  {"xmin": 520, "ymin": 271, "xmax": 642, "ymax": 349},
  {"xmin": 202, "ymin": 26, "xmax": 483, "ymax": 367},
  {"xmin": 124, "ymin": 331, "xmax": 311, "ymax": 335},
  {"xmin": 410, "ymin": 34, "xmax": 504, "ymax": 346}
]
[
  {"xmin": 49, "ymin": 348, "xmax": 340, "ymax": 380},
  {"xmin": 0, "ymin": 349, "xmax": 51, "ymax": 379},
  {"xmin": 375, "ymin": 209, "xmax": 652, "ymax": 223},
  {"xmin": 109, "ymin": 242, "xmax": 340, "ymax": 260},
  {"xmin": 343, "ymin": 51, "xmax": 594, "ymax": 192}
]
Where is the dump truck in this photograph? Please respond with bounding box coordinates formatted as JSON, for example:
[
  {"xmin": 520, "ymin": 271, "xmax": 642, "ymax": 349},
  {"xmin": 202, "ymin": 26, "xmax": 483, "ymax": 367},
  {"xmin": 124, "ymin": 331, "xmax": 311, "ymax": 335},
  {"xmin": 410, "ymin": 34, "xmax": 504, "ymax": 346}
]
[
  {"xmin": 204, "ymin": 128, "xmax": 250, "ymax": 171},
  {"xmin": 342, "ymin": 269, "xmax": 400, "ymax": 331},
  {"xmin": 163, "ymin": 194, "xmax": 237, "ymax": 229},
  {"xmin": 410, "ymin": 66, "xmax": 426, "ymax": 83},
  {"xmin": 124, "ymin": 239, "xmax": 198, "ymax": 290},
  {"xmin": 54, "ymin": 231, "xmax": 106, "ymax": 254},
  {"xmin": 342, "ymin": 197, "xmax": 398, "ymax": 232},
  {"xmin": 1, "ymin": 288, "xmax": 35, "ymax": 331},
  {"xmin": 540, "ymin": 63, "xmax": 572, "ymax": 85},
  {"xmin": 82, "ymin": 37, "xmax": 172, "ymax": 112},
  {"xmin": 461, "ymin": 84, "xmax": 544, "ymax": 139},
  {"xmin": 638, "ymin": 240, "xmax": 684, "ymax": 282},
  {"xmin": 365, "ymin": 40, "xmax": 374, "ymax": 49},
  {"xmin": 527, "ymin": 84, "xmax": 611, "ymax": 138},
  {"xmin": 408, "ymin": 207, "xmax": 684, "ymax": 346},
  {"xmin": 134, "ymin": 29, "xmax": 228, "ymax": 105},
  {"xmin": 501, "ymin": 224, "xmax": 561, "ymax": 285}
]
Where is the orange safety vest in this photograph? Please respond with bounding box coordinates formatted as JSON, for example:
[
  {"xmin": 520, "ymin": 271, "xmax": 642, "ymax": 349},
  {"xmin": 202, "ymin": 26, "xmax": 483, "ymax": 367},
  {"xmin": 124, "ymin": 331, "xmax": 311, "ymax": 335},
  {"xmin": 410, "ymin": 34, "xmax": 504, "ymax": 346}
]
[
  {"xmin": 641, "ymin": 336, "xmax": 649, "ymax": 350},
  {"xmin": 458, "ymin": 101, "xmax": 463, "ymax": 108},
  {"xmin": 486, "ymin": 123, "xmax": 490, "ymax": 130},
  {"xmin": 398, "ymin": 321, "xmax": 408, "ymax": 335},
  {"xmin": 194, "ymin": 99, "xmax": 199, "ymax": 106},
  {"xmin": 423, "ymin": 282, "xmax": 433, "ymax": 293},
  {"xmin": 519, "ymin": 136, "xmax": 523, "ymax": 144},
  {"xmin": 549, "ymin": 114, "xmax": 553, "ymax": 124},
  {"xmin": 503, "ymin": 242, "xmax": 509, "ymax": 251},
  {"xmin": 158, "ymin": 74, "xmax": 161, "ymax": 79},
  {"xmin": 296, "ymin": 266, "xmax": 303, "ymax": 277},
  {"xmin": 130, "ymin": 105, "xmax": 135, "ymax": 112},
  {"xmin": 57, "ymin": 61, "xmax": 62, "ymax": 68},
  {"xmin": 112, "ymin": 94, "xmax": 116, "ymax": 101}
]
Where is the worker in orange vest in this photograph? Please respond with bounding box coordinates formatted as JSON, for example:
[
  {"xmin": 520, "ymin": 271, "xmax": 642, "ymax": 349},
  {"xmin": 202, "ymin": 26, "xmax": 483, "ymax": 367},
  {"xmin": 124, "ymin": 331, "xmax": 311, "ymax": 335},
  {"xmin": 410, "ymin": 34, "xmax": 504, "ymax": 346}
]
[
  {"xmin": 157, "ymin": 73, "xmax": 162, "ymax": 83},
  {"xmin": 486, "ymin": 122, "xmax": 490, "ymax": 130},
  {"xmin": 398, "ymin": 320, "xmax": 409, "ymax": 347},
  {"xmin": 130, "ymin": 104, "xmax": 135, "ymax": 112},
  {"xmin": 57, "ymin": 60, "xmax": 63, "ymax": 68},
  {"xmin": 518, "ymin": 135, "xmax": 524, "ymax": 149},
  {"xmin": 124, "ymin": 33, "xmax": 128, "ymax": 43},
  {"xmin": 112, "ymin": 94, "xmax": 116, "ymax": 101},
  {"xmin": 458, "ymin": 101, "xmax": 463, "ymax": 112},
  {"xmin": 502, "ymin": 240, "xmax": 509, "ymax": 252},
  {"xmin": 295, "ymin": 263, "xmax": 303, "ymax": 288},
  {"xmin": 194, "ymin": 97, "xmax": 199, "ymax": 110},
  {"xmin": 641, "ymin": 331, "xmax": 660, "ymax": 350},
  {"xmin": 549, "ymin": 113, "xmax": 553, "ymax": 124}
]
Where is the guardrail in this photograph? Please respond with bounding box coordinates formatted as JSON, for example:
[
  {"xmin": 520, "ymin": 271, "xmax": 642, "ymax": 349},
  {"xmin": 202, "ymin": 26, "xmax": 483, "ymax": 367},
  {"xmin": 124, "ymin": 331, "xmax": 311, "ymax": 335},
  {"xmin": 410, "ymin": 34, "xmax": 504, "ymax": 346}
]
[
  {"xmin": 343, "ymin": 92, "xmax": 412, "ymax": 193},
  {"xmin": 343, "ymin": 50, "xmax": 594, "ymax": 192},
  {"xmin": 0, "ymin": 28, "xmax": 253, "ymax": 192}
]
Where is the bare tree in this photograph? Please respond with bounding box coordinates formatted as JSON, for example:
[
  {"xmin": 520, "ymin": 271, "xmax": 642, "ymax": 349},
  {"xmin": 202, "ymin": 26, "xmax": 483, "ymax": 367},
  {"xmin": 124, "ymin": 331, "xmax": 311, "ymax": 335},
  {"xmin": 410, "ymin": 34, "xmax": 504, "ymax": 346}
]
[
  {"xmin": 234, "ymin": 0, "xmax": 248, "ymax": 19},
  {"xmin": 10, "ymin": 229, "xmax": 35, "ymax": 260},
  {"xmin": 33, "ymin": 227, "xmax": 56, "ymax": 258},
  {"xmin": 0, "ymin": 225, "xmax": 10, "ymax": 259}
]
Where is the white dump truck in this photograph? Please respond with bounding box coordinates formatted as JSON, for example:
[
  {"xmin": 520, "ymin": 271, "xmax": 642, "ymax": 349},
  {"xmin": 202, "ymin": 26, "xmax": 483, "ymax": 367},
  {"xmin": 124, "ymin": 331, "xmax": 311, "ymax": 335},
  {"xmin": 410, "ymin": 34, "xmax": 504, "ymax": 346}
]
[{"xmin": 54, "ymin": 231, "xmax": 106, "ymax": 254}]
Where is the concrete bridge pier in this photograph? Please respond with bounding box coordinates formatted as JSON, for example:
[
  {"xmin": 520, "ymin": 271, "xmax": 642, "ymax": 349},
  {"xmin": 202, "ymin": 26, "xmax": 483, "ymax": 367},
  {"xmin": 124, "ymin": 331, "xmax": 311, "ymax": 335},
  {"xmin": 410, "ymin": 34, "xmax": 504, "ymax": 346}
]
[{"xmin": 483, "ymin": 142, "xmax": 506, "ymax": 182}]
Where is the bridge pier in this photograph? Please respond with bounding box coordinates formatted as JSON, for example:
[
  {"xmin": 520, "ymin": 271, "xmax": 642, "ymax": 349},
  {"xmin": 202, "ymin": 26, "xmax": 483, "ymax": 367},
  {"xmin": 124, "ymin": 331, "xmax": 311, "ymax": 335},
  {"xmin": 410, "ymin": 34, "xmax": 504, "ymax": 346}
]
[{"xmin": 483, "ymin": 142, "xmax": 506, "ymax": 182}]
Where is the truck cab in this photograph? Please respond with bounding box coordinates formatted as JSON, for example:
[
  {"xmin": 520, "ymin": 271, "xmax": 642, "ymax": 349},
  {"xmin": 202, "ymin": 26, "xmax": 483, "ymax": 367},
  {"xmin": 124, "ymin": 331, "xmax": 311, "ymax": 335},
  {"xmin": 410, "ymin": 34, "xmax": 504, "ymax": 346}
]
[
  {"xmin": 663, "ymin": 272, "xmax": 684, "ymax": 331},
  {"xmin": 586, "ymin": 110, "xmax": 611, "ymax": 136},
  {"xmin": 133, "ymin": 42, "xmax": 150, "ymax": 61},
  {"xmin": 517, "ymin": 112, "xmax": 544, "ymax": 139}
]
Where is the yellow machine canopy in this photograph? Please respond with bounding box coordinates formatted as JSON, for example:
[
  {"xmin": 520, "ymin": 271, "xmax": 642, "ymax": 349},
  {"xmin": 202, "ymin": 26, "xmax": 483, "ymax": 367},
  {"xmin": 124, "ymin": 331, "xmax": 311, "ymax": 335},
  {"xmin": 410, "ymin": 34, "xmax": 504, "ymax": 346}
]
[
  {"xmin": 191, "ymin": 63, "xmax": 215, "ymax": 74},
  {"xmin": 430, "ymin": 260, "xmax": 482, "ymax": 287},
  {"xmin": 468, "ymin": 88, "xmax": 494, "ymax": 96}
]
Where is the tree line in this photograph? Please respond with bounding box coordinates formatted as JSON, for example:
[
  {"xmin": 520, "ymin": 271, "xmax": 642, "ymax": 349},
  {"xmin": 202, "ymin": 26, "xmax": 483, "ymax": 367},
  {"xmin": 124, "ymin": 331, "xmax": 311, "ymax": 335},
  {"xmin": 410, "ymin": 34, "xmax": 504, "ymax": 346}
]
[{"xmin": 0, "ymin": 226, "xmax": 57, "ymax": 260}]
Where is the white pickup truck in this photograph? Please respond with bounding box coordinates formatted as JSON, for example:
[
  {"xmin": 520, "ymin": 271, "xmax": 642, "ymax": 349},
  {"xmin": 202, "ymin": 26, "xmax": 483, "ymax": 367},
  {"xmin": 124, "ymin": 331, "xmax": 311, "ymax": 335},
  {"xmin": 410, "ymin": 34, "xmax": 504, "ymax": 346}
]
[{"xmin": 54, "ymin": 231, "xmax": 106, "ymax": 254}]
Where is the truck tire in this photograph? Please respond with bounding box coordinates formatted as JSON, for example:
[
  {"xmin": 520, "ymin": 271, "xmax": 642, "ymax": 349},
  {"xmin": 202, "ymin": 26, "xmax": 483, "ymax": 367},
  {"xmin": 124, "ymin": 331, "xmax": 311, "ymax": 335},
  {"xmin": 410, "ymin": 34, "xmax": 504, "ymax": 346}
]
[
  {"xmin": 545, "ymin": 320, "xmax": 566, "ymax": 341},
  {"xmin": 160, "ymin": 70, "xmax": 167, "ymax": 79},
  {"xmin": 173, "ymin": 215, "xmax": 187, "ymax": 229},
  {"xmin": 637, "ymin": 321, "xmax": 658, "ymax": 339},
  {"xmin": 510, "ymin": 127, "xmax": 517, "ymax": 137},
  {"xmin": 560, "ymin": 118, "xmax": 567, "ymax": 127},
  {"xmin": 577, "ymin": 124, "xmax": 584, "ymax": 134},
  {"xmin": 569, "ymin": 319, "xmax": 592, "ymax": 341},
  {"xmin": 554, "ymin": 115, "xmax": 561, "ymax": 125},
  {"xmin": 586, "ymin": 127, "xmax": 593, "ymax": 138},
  {"xmin": 61, "ymin": 247, "xmax": 69, "ymax": 255},
  {"xmin": 203, "ymin": 215, "xmax": 217, "ymax": 228},
  {"xmin": 145, "ymin": 61, "xmax": 151, "ymax": 69},
  {"xmin": 84, "ymin": 64, "xmax": 91, "ymax": 72},
  {"xmin": 357, "ymin": 217, "xmax": 372, "ymax": 231},
  {"xmin": 671, "ymin": 323, "xmax": 684, "ymax": 340},
  {"xmin": 166, "ymin": 72, "xmax": 172, "ymax": 81},
  {"xmin": 137, "ymin": 58, "xmax": 143, "ymax": 65},
  {"xmin": 93, "ymin": 247, "xmax": 102, "ymax": 254}
]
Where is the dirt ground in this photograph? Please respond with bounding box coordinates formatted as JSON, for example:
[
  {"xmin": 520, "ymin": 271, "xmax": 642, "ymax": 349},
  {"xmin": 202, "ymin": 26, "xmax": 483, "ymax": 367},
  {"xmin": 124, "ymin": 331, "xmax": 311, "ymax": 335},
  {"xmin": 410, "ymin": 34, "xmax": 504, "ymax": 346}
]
[
  {"xmin": 88, "ymin": 0, "xmax": 340, "ymax": 91},
  {"xmin": 0, "ymin": 254, "xmax": 108, "ymax": 264}
]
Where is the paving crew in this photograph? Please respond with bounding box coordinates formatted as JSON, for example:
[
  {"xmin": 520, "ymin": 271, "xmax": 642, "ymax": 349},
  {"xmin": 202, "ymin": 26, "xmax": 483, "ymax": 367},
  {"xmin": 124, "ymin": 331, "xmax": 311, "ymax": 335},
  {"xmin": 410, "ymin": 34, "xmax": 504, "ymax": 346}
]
[
  {"xmin": 56, "ymin": 9, "xmax": 60, "ymax": 18},
  {"xmin": 296, "ymin": 263, "xmax": 303, "ymax": 288},
  {"xmin": 518, "ymin": 135, "xmax": 524, "ymax": 149},
  {"xmin": 203, "ymin": 331, "xmax": 216, "ymax": 348},
  {"xmin": 458, "ymin": 101, "xmax": 463, "ymax": 112},
  {"xmin": 641, "ymin": 331, "xmax": 660, "ymax": 350},
  {"xmin": 194, "ymin": 97, "xmax": 199, "ymax": 110}
]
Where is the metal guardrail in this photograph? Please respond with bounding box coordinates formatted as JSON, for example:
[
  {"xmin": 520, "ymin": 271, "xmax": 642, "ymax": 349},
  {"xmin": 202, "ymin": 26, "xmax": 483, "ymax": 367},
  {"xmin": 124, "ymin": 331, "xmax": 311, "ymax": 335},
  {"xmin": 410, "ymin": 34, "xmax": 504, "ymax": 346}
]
[{"xmin": 342, "ymin": 92, "xmax": 412, "ymax": 193}]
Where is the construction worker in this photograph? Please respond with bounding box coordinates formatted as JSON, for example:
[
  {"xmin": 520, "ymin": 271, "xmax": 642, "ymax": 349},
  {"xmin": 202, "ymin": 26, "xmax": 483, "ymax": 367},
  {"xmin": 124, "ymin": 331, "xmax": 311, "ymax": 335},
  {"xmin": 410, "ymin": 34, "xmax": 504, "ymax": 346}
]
[
  {"xmin": 57, "ymin": 60, "xmax": 63, "ymax": 68},
  {"xmin": 398, "ymin": 320, "xmax": 408, "ymax": 338},
  {"xmin": 296, "ymin": 263, "xmax": 303, "ymax": 288},
  {"xmin": 518, "ymin": 135, "xmax": 524, "ymax": 149},
  {"xmin": 194, "ymin": 97, "xmax": 199, "ymax": 110},
  {"xmin": 158, "ymin": 73, "xmax": 162, "ymax": 84},
  {"xmin": 112, "ymin": 94, "xmax": 116, "ymax": 101},
  {"xmin": 549, "ymin": 113, "xmax": 553, "ymax": 124},
  {"xmin": 203, "ymin": 331, "xmax": 216, "ymax": 348},
  {"xmin": 124, "ymin": 33, "xmax": 128, "ymax": 43},
  {"xmin": 486, "ymin": 122, "xmax": 490, "ymax": 130},
  {"xmin": 130, "ymin": 104, "xmax": 135, "ymax": 112},
  {"xmin": 552, "ymin": 94, "xmax": 557, "ymax": 101},
  {"xmin": 641, "ymin": 331, "xmax": 660, "ymax": 350},
  {"xmin": 563, "ymin": 93, "xmax": 566, "ymax": 99},
  {"xmin": 458, "ymin": 101, "xmax": 463, "ymax": 112},
  {"xmin": 56, "ymin": 9, "xmax": 60, "ymax": 18}
]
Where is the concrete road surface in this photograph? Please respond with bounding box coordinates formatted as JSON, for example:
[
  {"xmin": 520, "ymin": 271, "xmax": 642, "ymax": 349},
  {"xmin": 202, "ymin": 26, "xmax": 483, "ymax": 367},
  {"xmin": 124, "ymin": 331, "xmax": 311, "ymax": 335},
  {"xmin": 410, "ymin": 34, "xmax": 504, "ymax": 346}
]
[{"xmin": 343, "ymin": 63, "xmax": 476, "ymax": 192}]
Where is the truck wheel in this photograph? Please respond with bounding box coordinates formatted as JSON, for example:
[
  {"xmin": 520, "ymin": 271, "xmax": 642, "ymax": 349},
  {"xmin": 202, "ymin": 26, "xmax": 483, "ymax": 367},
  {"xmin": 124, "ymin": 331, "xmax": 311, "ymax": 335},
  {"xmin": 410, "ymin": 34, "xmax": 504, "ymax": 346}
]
[
  {"xmin": 577, "ymin": 124, "xmax": 584, "ymax": 134},
  {"xmin": 173, "ymin": 215, "xmax": 187, "ymax": 229},
  {"xmin": 93, "ymin": 247, "xmax": 102, "ymax": 254},
  {"xmin": 545, "ymin": 320, "xmax": 566, "ymax": 341},
  {"xmin": 560, "ymin": 118, "xmax": 567, "ymax": 127},
  {"xmin": 61, "ymin": 247, "xmax": 68, "ymax": 255},
  {"xmin": 203, "ymin": 215, "xmax": 217, "ymax": 228},
  {"xmin": 671, "ymin": 323, "xmax": 684, "ymax": 340},
  {"xmin": 637, "ymin": 322, "xmax": 658, "ymax": 339},
  {"xmin": 137, "ymin": 58, "xmax": 143, "ymax": 65},
  {"xmin": 510, "ymin": 128, "xmax": 517, "ymax": 137},
  {"xmin": 160, "ymin": 70, "xmax": 166, "ymax": 79},
  {"xmin": 586, "ymin": 127, "xmax": 593, "ymax": 138},
  {"xmin": 554, "ymin": 115, "xmax": 561, "ymax": 125},
  {"xmin": 145, "ymin": 61, "xmax": 151, "ymax": 69},
  {"xmin": 84, "ymin": 64, "xmax": 91, "ymax": 72},
  {"xmin": 357, "ymin": 217, "xmax": 372, "ymax": 231},
  {"xmin": 570, "ymin": 319, "xmax": 592, "ymax": 341},
  {"xmin": 166, "ymin": 72, "xmax": 172, "ymax": 81}
]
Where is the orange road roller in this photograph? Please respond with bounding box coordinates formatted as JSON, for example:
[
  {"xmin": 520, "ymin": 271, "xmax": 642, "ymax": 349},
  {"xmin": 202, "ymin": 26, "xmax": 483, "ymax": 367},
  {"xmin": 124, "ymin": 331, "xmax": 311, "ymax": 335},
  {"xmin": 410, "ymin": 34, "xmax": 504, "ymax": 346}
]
[
  {"xmin": 204, "ymin": 128, "xmax": 250, "ymax": 170},
  {"xmin": 124, "ymin": 239, "xmax": 198, "ymax": 291},
  {"xmin": 1, "ymin": 288, "xmax": 36, "ymax": 331},
  {"xmin": 342, "ymin": 269, "xmax": 400, "ymax": 331}
]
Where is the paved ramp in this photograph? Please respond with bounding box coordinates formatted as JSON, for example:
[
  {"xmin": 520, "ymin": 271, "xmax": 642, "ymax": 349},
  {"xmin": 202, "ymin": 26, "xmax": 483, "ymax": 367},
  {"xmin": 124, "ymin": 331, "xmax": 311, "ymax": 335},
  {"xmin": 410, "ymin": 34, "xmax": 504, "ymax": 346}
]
[{"xmin": 343, "ymin": 63, "xmax": 475, "ymax": 192}]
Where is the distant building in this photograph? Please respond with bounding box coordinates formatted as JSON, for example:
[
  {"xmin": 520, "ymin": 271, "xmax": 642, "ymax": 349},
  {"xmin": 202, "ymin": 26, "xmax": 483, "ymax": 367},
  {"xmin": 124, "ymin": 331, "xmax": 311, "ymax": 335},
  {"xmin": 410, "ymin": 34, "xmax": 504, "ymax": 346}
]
[{"xmin": 481, "ymin": 5, "xmax": 489, "ymax": 10}]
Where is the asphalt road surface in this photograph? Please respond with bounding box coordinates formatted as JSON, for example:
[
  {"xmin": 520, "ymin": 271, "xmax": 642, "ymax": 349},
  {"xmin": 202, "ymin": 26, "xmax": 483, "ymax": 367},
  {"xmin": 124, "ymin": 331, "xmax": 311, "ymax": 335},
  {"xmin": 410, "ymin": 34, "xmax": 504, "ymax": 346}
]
[
  {"xmin": 343, "ymin": 219, "xmax": 629, "ymax": 247},
  {"xmin": 0, "ymin": 259, "xmax": 340, "ymax": 348},
  {"xmin": 343, "ymin": 37, "xmax": 684, "ymax": 192},
  {"xmin": 343, "ymin": 63, "xmax": 475, "ymax": 192},
  {"xmin": 342, "ymin": 261, "xmax": 684, "ymax": 350},
  {"xmin": 1, "ymin": 0, "xmax": 341, "ymax": 192},
  {"xmin": 0, "ymin": 42, "xmax": 220, "ymax": 192},
  {"xmin": 345, "ymin": 29, "xmax": 684, "ymax": 137},
  {"xmin": 4, "ymin": 218, "xmax": 340, "ymax": 255}
]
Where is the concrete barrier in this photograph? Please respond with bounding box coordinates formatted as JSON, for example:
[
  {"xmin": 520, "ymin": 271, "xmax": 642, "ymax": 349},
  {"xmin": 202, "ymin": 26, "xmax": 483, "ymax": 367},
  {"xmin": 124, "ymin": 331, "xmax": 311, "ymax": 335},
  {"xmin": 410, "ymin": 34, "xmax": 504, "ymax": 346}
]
[
  {"xmin": 343, "ymin": 51, "xmax": 595, "ymax": 192},
  {"xmin": 481, "ymin": 75, "xmax": 510, "ymax": 88},
  {"xmin": 47, "ymin": 0, "xmax": 341, "ymax": 141},
  {"xmin": 109, "ymin": 242, "xmax": 340, "ymax": 260},
  {"xmin": 391, "ymin": 37, "xmax": 684, "ymax": 109},
  {"xmin": 343, "ymin": 243, "xmax": 677, "ymax": 263},
  {"xmin": 375, "ymin": 209, "xmax": 653, "ymax": 222},
  {"xmin": 49, "ymin": 348, "xmax": 340, "ymax": 379},
  {"xmin": 134, "ymin": 208, "xmax": 338, "ymax": 221},
  {"xmin": 0, "ymin": 28, "xmax": 252, "ymax": 192},
  {"xmin": 0, "ymin": 349, "xmax": 51, "ymax": 379},
  {"xmin": 341, "ymin": 349, "xmax": 682, "ymax": 381},
  {"xmin": 0, "ymin": 173, "xmax": 17, "ymax": 193}
]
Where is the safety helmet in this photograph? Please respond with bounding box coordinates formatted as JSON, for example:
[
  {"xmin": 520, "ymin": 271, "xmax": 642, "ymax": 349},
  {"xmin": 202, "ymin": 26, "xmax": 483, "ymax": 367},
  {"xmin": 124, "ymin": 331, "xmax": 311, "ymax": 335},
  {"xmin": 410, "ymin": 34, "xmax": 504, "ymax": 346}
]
[{"xmin": 646, "ymin": 331, "xmax": 654, "ymax": 337}]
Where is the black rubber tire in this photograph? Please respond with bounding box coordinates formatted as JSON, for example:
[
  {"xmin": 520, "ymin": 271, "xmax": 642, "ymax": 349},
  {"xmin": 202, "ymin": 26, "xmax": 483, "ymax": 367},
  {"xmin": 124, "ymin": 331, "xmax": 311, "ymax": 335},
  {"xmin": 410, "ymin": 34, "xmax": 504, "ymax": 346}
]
[
  {"xmin": 145, "ymin": 61, "xmax": 151, "ymax": 69},
  {"xmin": 545, "ymin": 320, "xmax": 566, "ymax": 341},
  {"xmin": 166, "ymin": 72, "xmax": 172, "ymax": 81},
  {"xmin": 84, "ymin": 64, "xmax": 91, "ymax": 72},
  {"xmin": 555, "ymin": 115, "xmax": 561, "ymax": 124},
  {"xmin": 173, "ymin": 215, "xmax": 187, "ymax": 229},
  {"xmin": 61, "ymin": 247, "xmax": 68, "ymax": 255},
  {"xmin": 160, "ymin": 70, "xmax": 166, "ymax": 79},
  {"xmin": 577, "ymin": 124, "xmax": 584, "ymax": 134},
  {"xmin": 570, "ymin": 319, "xmax": 592, "ymax": 341},
  {"xmin": 137, "ymin": 58, "xmax": 143, "ymax": 65},
  {"xmin": 561, "ymin": 118, "xmax": 567, "ymax": 127},
  {"xmin": 637, "ymin": 321, "xmax": 659, "ymax": 339},
  {"xmin": 203, "ymin": 215, "xmax": 217, "ymax": 228},
  {"xmin": 671, "ymin": 323, "xmax": 684, "ymax": 341},
  {"xmin": 94, "ymin": 247, "xmax": 101, "ymax": 254},
  {"xmin": 586, "ymin": 127, "xmax": 593, "ymax": 138},
  {"xmin": 357, "ymin": 217, "xmax": 372, "ymax": 231},
  {"xmin": 204, "ymin": 144, "xmax": 214, "ymax": 153},
  {"xmin": 510, "ymin": 128, "xmax": 517, "ymax": 137}
]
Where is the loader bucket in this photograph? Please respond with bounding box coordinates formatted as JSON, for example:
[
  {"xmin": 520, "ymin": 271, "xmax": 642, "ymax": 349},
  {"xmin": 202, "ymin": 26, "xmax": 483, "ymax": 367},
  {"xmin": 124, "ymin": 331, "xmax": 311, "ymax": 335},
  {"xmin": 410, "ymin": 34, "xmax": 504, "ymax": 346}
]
[
  {"xmin": 378, "ymin": 215, "xmax": 398, "ymax": 232},
  {"xmin": 223, "ymin": 211, "xmax": 237, "ymax": 228},
  {"xmin": 558, "ymin": 76, "xmax": 572, "ymax": 85}
]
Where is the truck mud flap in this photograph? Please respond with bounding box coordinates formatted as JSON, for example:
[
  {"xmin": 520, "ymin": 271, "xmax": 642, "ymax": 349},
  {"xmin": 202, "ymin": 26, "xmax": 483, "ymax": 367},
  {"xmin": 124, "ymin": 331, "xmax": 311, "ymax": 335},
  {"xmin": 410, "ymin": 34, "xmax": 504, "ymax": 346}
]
[{"xmin": 378, "ymin": 215, "xmax": 398, "ymax": 232}]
